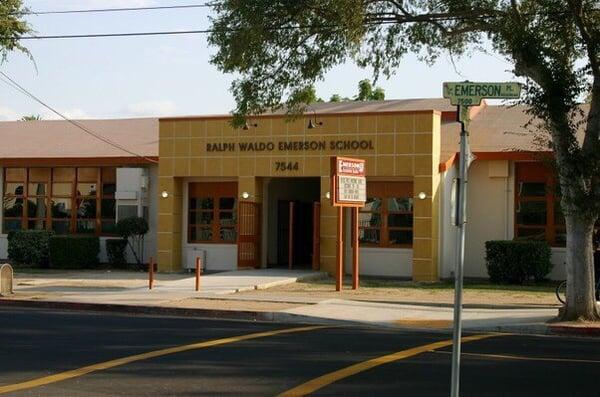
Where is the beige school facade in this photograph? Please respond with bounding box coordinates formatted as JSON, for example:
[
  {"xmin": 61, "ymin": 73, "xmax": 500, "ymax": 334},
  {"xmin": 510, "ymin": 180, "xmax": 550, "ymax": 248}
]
[
  {"xmin": 155, "ymin": 99, "xmax": 569, "ymax": 281},
  {"xmin": 0, "ymin": 99, "xmax": 568, "ymax": 281}
]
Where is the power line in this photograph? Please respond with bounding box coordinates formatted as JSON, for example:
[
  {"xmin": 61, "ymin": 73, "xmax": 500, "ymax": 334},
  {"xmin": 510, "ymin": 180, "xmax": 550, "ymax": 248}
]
[
  {"xmin": 10, "ymin": 3, "xmax": 218, "ymax": 16},
  {"xmin": 0, "ymin": 71, "xmax": 158, "ymax": 164}
]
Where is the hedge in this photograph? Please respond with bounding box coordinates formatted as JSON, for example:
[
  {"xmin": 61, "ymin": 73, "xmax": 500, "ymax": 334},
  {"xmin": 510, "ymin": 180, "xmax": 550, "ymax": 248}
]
[
  {"xmin": 485, "ymin": 240, "xmax": 553, "ymax": 284},
  {"xmin": 7, "ymin": 230, "xmax": 53, "ymax": 267},
  {"xmin": 106, "ymin": 239, "xmax": 128, "ymax": 267},
  {"xmin": 49, "ymin": 235, "xmax": 100, "ymax": 269}
]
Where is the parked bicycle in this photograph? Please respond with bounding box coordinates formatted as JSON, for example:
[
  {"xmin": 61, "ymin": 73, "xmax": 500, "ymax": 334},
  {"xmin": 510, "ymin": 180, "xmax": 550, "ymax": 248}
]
[
  {"xmin": 556, "ymin": 242, "xmax": 600, "ymax": 304},
  {"xmin": 556, "ymin": 278, "xmax": 600, "ymax": 304}
]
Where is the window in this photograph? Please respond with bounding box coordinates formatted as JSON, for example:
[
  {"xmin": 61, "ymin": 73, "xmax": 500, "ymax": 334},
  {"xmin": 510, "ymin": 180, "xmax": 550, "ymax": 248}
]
[
  {"xmin": 188, "ymin": 182, "xmax": 237, "ymax": 243},
  {"xmin": 359, "ymin": 182, "xmax": 413, "ymax": 247},
  {"xmin": 3, "ymin": 167, "xmax": 118, "ymax": 236},
  {"xmin": 515, "ymin": 163, "xmax": 564, "ymax": 246}
]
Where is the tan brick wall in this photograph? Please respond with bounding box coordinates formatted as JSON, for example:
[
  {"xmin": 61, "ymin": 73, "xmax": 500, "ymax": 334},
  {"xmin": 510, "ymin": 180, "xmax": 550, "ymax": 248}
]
[{"xmin": 158, "ymin": 111, "xmax": 442, "ymax": 280}]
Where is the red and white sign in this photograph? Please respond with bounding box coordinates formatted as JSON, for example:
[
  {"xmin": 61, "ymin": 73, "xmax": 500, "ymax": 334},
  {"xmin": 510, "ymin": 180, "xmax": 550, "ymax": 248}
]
[
  {"xmin": 337, "ymin": 158, "xmax": 366, "ymax": 176},
  {"xmin": 331, "ymin": 156, "xmax": 366, "ymax": 207}
]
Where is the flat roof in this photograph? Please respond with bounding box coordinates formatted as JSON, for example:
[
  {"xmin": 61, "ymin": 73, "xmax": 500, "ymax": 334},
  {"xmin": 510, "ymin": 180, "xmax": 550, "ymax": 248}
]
[{"xmin": 0, "ymin": 99, "xmax": 584, "ymax": 167}]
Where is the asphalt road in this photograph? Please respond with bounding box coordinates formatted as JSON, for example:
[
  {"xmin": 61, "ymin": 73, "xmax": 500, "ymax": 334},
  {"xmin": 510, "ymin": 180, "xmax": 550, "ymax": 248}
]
[{"xmin": 0, "ymin": 307, "xmax": 599, "ymax": 396}]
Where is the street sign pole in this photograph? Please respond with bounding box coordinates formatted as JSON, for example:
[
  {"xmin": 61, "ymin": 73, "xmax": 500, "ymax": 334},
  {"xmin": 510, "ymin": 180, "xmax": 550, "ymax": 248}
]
[
  {"xmin": 443, "ymin": 81, "xmax": 521, "ymax": 397},
  {"xmin": 450, "ymin": 105, "xmax": 469, "ymax": 397}
]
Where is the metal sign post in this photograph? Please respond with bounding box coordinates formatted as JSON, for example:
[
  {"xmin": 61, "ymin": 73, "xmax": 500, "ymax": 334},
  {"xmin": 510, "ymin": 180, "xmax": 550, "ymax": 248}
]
[
  {"xmin": 443, "ymin": 81, "xmax": 521, "ymax": 397},
  {"xmin": 330, "ymin": 156, "xmax": 366, "ymax": 291},
  {"xmin": 450, "ymin": 105, "xmax": 470, "ymax": 397}
]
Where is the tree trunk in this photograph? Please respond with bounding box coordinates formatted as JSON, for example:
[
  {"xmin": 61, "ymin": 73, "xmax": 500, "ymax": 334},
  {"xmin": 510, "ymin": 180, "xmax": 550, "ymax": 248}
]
[{"xmin": 561, "ymin": 216, "xmax": 600, "ymax": 321}]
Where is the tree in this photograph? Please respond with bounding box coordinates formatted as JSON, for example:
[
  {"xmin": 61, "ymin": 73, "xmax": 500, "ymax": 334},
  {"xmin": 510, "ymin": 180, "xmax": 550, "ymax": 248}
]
[
  {"xmin": 20, "ymin": 114, "xmax": 41, "ymax": 121},
  {"xmin": 209, "ymin": 1, "xmax": 600, "ymax": 320},
  {"xmin": 116, "ymin": 217, "xmax": 149, "ymax": 271},
  {"xmin": 0, "ymin": 1, "xmax": 30, "ymax": 61},
  {"xmin": 355, "ymin": 79, "xmax": 385, "ymax": 101}
]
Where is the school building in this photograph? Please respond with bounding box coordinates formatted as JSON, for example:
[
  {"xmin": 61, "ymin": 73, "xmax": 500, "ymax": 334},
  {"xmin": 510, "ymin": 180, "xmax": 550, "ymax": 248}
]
[{"xmin": 0, "ymin": 99, "xmax": 571, "ymax": 280}]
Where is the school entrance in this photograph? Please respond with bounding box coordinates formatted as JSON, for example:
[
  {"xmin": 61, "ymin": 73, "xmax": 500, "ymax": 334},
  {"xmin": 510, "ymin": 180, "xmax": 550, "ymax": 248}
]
[{"xmin": 266, "ymin": 177, "xmax": 320, "ymax": 269}]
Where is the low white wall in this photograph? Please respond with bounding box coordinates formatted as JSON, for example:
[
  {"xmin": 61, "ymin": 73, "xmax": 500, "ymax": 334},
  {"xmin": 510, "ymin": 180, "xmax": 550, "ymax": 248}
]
[
  {"xmin": 183, "ymin": 243, "xmax": 237, "ymax": 271},
  {"xmin": 549, "ymin": 248, "xmax": 567, "ymax": 280},
  {"xmin": 344, "ymin": 247, "xmax": 413, "ymax": 278}
]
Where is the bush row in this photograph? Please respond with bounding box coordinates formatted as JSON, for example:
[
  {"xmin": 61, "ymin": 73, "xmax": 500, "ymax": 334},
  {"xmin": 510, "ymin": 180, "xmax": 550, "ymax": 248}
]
[
  {"xmin": 7, "ymin": 231, "xmax": 128, "ymax": 269},
  {"xmin": 485, "ymin": 240, "xmax": 553, "ymax": 284}
]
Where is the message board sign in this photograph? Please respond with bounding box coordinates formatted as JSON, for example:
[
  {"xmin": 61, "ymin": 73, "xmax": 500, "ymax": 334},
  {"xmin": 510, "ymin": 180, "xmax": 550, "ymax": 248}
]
[
  {"xmin": 443, "ymin": 81, "xmax": 521, "ymax": 106},
  {"xmin": 330, "ymin": 156, "xmax": 366, "ymax": 207}
]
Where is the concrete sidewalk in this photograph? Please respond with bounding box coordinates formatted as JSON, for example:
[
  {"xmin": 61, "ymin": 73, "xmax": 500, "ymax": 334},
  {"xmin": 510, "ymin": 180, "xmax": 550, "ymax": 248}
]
[
  {"xmin": 4, "ymin": 268, "xmax": 597, "ymax": 336},
  {"xmin": 12, "ymin": 268, "xmax": 326, "ymax": 305}
]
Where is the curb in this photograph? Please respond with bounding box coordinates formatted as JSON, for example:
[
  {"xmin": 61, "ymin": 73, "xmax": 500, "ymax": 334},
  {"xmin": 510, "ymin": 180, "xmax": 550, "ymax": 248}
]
[
  {"xmin": 548, "ymin": 324, "xmax": 600, "ymax": 337},
  {"xmin": 0, "ymin": 298, "xmax": 337, "ymax": 326}
]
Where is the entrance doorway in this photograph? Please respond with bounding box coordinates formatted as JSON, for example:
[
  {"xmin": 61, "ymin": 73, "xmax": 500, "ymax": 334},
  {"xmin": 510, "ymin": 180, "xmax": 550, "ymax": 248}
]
[{"xmin": 267, "ymin": 178, "xmax": 320, "ymax": 268}]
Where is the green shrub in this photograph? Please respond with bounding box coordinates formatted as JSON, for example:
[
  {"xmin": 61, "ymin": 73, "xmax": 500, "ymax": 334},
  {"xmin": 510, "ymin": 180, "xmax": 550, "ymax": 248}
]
[
  {"xmin": 116, "ymin": 216, "xmax": 149, "ymax": 269},
  {"xmin": 106, "ymin": 239, "xmax": 128, "ymax": 267},
  {"xmin": 7, "ymin": 230, "xmax": 53, "ymax": 267},
  {"xmin": 485, "ymin": 240, "xmax": 553, "ymax": 284},
  {"xmin": 49, "ymin": 235, "xmax": 100, "ymax": 269}
]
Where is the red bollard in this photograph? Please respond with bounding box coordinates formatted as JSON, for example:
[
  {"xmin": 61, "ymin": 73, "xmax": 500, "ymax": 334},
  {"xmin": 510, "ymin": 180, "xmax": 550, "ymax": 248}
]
[
  {"xmin": 148, "ymin": 257, "xmax": 154, "ymax": 290},
  {"xmin": 195, "ymin": 257, "xmax": 201, "ymax": 291}
]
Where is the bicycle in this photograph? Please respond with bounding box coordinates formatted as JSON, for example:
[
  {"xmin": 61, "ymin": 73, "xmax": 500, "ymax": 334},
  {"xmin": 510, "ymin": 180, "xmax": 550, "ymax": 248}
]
[{"xmin": 556, "ymin": 278, "xmax": 600, "ymax": 304}]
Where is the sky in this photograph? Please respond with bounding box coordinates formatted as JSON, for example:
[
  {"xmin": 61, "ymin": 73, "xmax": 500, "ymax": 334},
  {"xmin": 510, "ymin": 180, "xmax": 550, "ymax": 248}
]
[{"xmin": 0, "ymin": 0, "xmax": 517, "ymax": 121}]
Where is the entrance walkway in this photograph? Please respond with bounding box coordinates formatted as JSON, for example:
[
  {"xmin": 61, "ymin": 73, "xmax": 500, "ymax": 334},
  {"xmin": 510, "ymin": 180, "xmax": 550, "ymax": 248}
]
[{"xmin": 12, "ymin": 268, "xmax": 326, "ymax": 306}]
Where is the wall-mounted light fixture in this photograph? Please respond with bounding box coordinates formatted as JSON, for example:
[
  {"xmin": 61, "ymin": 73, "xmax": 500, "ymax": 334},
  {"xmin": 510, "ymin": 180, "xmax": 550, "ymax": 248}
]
[
  {"xmin": 325, "ymin": 192, "xmax": 331, "ymax": 199},
  {"xmin": 307, "ymin": 110, "xmax": 323, "ymax": 129},
  {"xmin": 161, "ymin": 190, "xmax": 169, "ymax": 198},
  {"xmin": 242, "ymin": 121, "xmax": 258, "ymax": 131},
  {"xmin": 417, "ymin": 192, "xmax": 427, "ymax": 200},
  {"xmin": 241, "ymin": 192, "xmax": 250, "ymax": 199}
]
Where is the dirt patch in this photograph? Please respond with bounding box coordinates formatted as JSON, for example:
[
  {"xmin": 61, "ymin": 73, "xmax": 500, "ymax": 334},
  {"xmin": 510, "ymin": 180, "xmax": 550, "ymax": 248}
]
[{"xmin": 235, "ymin": 278, "xmax": 560, "ymax": 307}]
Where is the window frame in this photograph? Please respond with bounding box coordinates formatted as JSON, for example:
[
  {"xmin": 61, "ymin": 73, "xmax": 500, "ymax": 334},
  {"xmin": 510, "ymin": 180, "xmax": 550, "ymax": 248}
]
[
  {"xmin": 358, "ymin": 181, "xmax": 414, "ymax": 248},
  {"xmin": 3, "ymin": 167, "xmax": 117, "ymax": 236},
  {"xmin": 187, "ymin": 182, "xmax": 238, "ymax": 244},
  {"xmin": 514, "ymin": 162, "xmax": 563, "ymax": 246}
]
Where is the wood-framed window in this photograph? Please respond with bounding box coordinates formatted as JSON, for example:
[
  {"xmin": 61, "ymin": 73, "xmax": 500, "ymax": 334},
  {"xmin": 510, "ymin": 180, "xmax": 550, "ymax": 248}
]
[
  {"xmin": 188, "ymin": 182, "xmax": 238, "ymax": 244},
  {"xmin": 359, "ymin": 181, "xmax": 413, "ymax": 248},
  {"xmin": 515, "ymin": 162, "xmax": 565, "ymax": 246},
  {"xmin": 3, "ymin": 167, "xmax": 117, "ymax": 236}
]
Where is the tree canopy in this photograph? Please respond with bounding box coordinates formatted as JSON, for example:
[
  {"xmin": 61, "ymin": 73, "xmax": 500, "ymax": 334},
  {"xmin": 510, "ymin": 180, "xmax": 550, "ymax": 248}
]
[
  {"xmin": 0, "ymin": 0, "xmax": 30, "ymax": 61},
  {"xmin": 210, "ymin": 0, "xmax": 600, "ymax": 320}
]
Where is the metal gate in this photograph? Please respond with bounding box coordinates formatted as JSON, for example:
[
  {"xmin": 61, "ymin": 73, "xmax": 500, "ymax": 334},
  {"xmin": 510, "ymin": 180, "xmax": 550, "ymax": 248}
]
[{"xmin": 237, "ymin": 201, "xmax": 261, "ymax": 268}]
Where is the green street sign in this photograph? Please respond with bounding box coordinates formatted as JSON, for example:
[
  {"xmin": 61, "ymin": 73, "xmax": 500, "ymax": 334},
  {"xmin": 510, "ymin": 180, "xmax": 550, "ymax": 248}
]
[{"xmin": 443, "ymin": 81, "xmax": 521, "ymax": 106}]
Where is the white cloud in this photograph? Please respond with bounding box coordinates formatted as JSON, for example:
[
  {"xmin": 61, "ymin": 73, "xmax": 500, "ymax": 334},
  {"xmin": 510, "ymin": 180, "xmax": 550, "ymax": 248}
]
[
  {"xmin": 127, "ymin": 100, "xmax": 176, "ymax": 117},
  {"xmin": 41, "ymin": 108, "xmax": 91, "ymax": 120},
  {"xmin": 0, "ymin": 106, "xmax": 19, "ymax": 121}
]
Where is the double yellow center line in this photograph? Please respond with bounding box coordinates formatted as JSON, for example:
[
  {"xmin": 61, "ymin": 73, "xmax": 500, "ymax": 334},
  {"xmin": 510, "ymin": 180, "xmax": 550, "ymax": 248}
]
[
  {"xmin": 0, "ymin": 326, "xmax": 504, "ymax": 396},
  {"xmin": 0, "ymin": 325, "xmax": 330, "ymax": 395}
]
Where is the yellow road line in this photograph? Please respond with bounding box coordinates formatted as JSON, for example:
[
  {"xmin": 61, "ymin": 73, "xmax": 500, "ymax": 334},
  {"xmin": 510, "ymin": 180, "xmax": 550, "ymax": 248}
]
[
  {"xmin": 433, "ymin": 350, "xmax": 600, "ymax": 364},
  {"xmin": 0, "ymin": 325, "xmax": 331, "ymax": 395},
  {"xmin": 278, "ymin": 333, "xmax": 503, "ymax": 397}
]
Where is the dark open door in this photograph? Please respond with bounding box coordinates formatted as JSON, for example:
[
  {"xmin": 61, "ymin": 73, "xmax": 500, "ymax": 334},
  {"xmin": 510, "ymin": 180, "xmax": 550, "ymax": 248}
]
[
  {"xmin": 312, "ymin": 202, "xmax": 320, "ymax": 270},
  {"xmin": 237, "ymin": 201, "xmax": 261, "ymax": 268}
]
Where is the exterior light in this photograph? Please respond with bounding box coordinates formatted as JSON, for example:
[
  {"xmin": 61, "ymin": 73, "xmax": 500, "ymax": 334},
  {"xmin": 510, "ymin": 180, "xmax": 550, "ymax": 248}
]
[
  {"xmin": 241, "ymin": 192, "xmax": 250, "ymax": 199},
  {"xmin": 418, "ymin": 192, "xmax": 427, "ymax": 200},
  {"xmin": 307, "ymin": 109, "xmax": 323, "ymax": 129},
  {"xmin": 161, "ymin": 190, "xmax": 169, "ymax": 198},
  {"xmin": 325, "ymin": 192, "xmax": 331, "ymax": 199},
  {"xmin": 242, "ymin": 121, "xmax": 258, "ymax": 130}
]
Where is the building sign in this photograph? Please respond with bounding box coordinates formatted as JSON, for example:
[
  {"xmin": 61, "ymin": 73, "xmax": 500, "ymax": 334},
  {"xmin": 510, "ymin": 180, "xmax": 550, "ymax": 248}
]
[
  {"xmin": 331, "ymin": 156, "xmax": 366, "ymax": 207},
  {"xmin": 443, "ymin": 82, "xmax": 522, "ymax": 106},
  {"xmin": 206, "ymin": 139, "xmax": 375, "ymax": 153},
  {"xmin": 337, "ymin": 175, "xmax": 366, "ymax": 203}
]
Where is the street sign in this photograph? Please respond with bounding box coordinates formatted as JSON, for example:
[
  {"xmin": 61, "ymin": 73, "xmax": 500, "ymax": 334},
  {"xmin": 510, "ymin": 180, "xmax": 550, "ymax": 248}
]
[
  {"xmin": 331, "ymin": 156, "xmax": 366, "ymax": 207},
  {"xmin": 444, "ymin": 81, "xmax": 522, "ymax": 397},
  {"xmin": 443, "ymin": 81, "xmax": 521, "ymax": 106}
]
